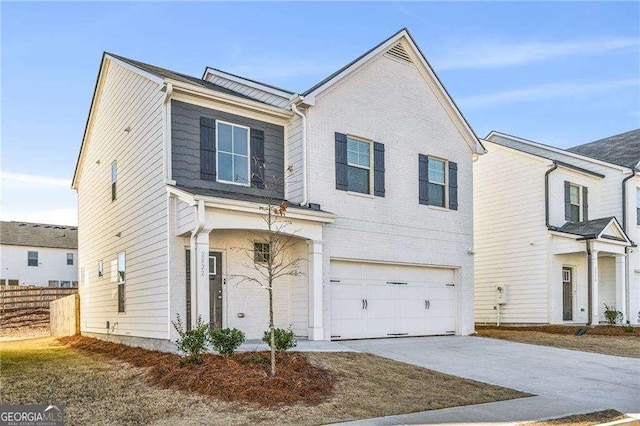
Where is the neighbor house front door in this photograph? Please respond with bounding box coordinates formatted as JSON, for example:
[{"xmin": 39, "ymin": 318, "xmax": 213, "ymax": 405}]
[
  {"xmin": 209, "ymin": 252, "xmax": 223, "ymax": 327},
  {"xmin": 562, "ymin": 267, "xmax": 573, "ymax": 321}
]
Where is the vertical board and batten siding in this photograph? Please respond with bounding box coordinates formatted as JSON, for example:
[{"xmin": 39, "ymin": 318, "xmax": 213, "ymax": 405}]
[
  {"xmin": 473, "ymin": 142, "xmax": 551, "ymax": 324},
  {"xmin": 0, "ymin": 245, "xmax": 78, "ymax": 287},
  {"xmin": 205, "ymin": 74, "xmax": 291, "ymax": 108},
  {"xmin": 597, "ymin": 257, "xmax": 616, "ymax": 322},
  {"xmin": 77, "ymin": 60, "xmax": 168, "ymax": 339},
  {"xmin": 305, "ymin": 51, "xmax": 476, "ymax": 337},
  {"xmin": 171, "ymin": 100, "xmax": 285, "ymax": 198},
  {"xmin": 284, "ymin": 114, "xmax": 304, "ymax": 203}
]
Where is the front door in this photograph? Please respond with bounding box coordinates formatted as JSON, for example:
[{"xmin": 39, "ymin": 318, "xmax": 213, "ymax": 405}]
[
  {"xmin": 209, "ymin": 252, "xmax": 223, "ymax": 327},
  {"xmin": 562, "ymin": 267, "xmax": 573, "ymax": 321}
]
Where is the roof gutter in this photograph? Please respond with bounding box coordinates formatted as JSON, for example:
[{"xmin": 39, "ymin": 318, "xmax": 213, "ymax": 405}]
[
  {"xmin": 545, "ymin": 162, "xmax": 559, "ymax": 228},
  {"xmin": 290, "ymin": 96, "xmax": 308, "ymax": 206},
  {"xmin": 621, "ymin": 168, "xmax": 636, "ymax": 232}
]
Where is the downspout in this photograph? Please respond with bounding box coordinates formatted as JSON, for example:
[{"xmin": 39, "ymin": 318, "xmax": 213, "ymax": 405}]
[
  {"xmin": 545, "ymin": 162, "xmax": 558, "ymax": 228},
  {"xmin": 621, "ymin": 168, "xmax": 636, "ymax": 324},
  {"xmin": 290, "ymin": 97, "xmax": 308, "ymax": 206},
  {"xmin": 586, "ymin": 240, "xmax": 593, "ymax": 326},
  {"xmin": 189, "ymin": 199, "xmax": 205, "ymax": 329}
]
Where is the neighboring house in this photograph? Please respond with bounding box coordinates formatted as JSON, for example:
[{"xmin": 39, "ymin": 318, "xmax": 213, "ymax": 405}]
[
  {"xmin": 0, "ymin": 221, "xmax": 78, "ymax": 287},
  {"xmin": 474, "ymin": 129, "xmax": 639, "ymax": 326},
  {"xmin": 73, "ymin": 28, "xmax": 484, "ymax": 347}
]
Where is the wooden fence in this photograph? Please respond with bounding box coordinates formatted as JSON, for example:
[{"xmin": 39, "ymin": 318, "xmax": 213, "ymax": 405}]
[
  {"xmin": 0, "ymin": 286, "xmax": 78, "ymax": 311},
  {"xmin": 50, "ymin": 294, "xmax": 80, "ymax": 337}
]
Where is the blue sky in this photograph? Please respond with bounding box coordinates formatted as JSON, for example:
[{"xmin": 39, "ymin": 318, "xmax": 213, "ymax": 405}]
[{"xmin": 1, "ymin": 1, "xmax": 639, "ymax": 225}]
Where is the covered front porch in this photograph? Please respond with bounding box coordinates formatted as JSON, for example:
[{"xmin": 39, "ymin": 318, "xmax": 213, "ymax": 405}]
[
  {"xmin": 168, "ymin": 186, "xmax": 335, "ymax": 341},
  {"xmin": 550, "ymin": 217, "xmax": 633, "ymax": 325}
]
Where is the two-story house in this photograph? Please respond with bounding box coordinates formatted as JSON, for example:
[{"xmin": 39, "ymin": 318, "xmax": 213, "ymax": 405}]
[
  {"xmin": 0, "ymin": 221, "xmax": 78, "ymax": 287},
  {"xmin": 474, "ymin": 130, "xmax": 639, "ymax": 326},
  {"xmin": 72, "ymin": 28, "xmax": 484, "ymax": 347}
]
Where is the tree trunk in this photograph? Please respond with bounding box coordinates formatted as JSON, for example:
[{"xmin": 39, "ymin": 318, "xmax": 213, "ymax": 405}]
[{"xmin": 269, "ymin": 286, "xmax": 276, "ymax": 376}]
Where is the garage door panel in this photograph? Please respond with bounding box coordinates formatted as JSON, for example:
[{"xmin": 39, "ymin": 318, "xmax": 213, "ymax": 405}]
[
  {"xmin": 331, "ymin": 282, "xmax": 363, "ymax": 300},
  {"xmin": 426, "ymin": 284, "xmax": 456, "ymax": 335},
  {"xmin": 332, "ymin": 319, "xmax": 364, "ymax": 339}
]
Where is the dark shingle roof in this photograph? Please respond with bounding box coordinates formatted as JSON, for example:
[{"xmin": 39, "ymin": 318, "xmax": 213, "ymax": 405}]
[
  {"xmin": 175, "ymin": 186, "xmax": 329, "ymax": 213},
  {"xmin": 0, "ymin": 221, "xmax": 78, "ymax": 249},
  {"xmin": 106, "ymin": 53, "xmax": 264, "ymax": 104},
  {"xmin": 557, "ymin": 217, "xmax": 620, "ymax": 239},
  {"xmin": 567, "ymin": 129, "xmax": 640, "ymax": 169}
]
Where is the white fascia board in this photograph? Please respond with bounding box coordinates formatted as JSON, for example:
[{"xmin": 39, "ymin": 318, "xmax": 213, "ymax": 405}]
[
  {"xmin": 168, "ymin": 79, "xmax": 294, "ymax": 121},
  {"xmin": 203, "ymin": 67, "xmax": 294, "ymax": 99},
  {"xmin": 487, "ymin": 131, "xmax": 632, "ymax": 172}
]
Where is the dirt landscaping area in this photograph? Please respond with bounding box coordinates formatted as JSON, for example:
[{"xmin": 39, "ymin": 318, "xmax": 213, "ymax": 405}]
[
  {"xmin": 476, "ymin": 325, "xmax": 640, "ymax": 358},
  {"xmin": 0, "ymin": 308, "xmax": 50, "ymax": 340},
  {"xmin": 530, "ymin": 409, "xmax": 629, "ymax": 425},
  {"xmin": 0, "ymin": 337, "xmax": 529, "ymax": 425}
]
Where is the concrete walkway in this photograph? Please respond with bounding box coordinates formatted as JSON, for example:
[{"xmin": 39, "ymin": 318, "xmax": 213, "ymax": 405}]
[{"xmin": 334, "ymin": 335, "xmax": 640, "ymax": 425}]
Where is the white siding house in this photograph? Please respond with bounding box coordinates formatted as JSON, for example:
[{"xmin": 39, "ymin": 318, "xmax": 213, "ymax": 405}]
[
  {"xmin": 73, "ymin": 28, "xmax": 483, "ymax": 348},
  {"xmin": 474, "ymin": 131, "xmax": 639, "ymax": 326},
  {"xmin": 0, "ymin": 221, "xmax": 78, "ymax": 287}
]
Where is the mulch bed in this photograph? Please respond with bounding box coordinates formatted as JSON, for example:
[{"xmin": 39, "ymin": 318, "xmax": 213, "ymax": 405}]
[
  {"xmin": 57, "ymin": 336, "xmax": 336, "ymax": 407},
  {"xmin": 476, "ymin": 324, "xmax": 639, "ymax": 336}
]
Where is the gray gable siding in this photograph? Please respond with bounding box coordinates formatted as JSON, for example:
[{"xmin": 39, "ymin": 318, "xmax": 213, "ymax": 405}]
[{"xmin": 171, "ymin": 100, "xmax": 285, "ymax": 198}]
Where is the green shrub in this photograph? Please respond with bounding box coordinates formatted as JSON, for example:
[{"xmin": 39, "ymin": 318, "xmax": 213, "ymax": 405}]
[
  {"xmin": 262, "ymin": 327, "xmax": 297, "ymax": 352},
  {"xmin": 603, "ymin": 304, "xmax": 623, "ymax": 325},
  {"xmin": 208, "ymin": 326, "xmax": 245, "ymax": 356},
  {"xmin": 622, "ymin": 324, "xmax": 635, "ymax": 333},
  {"xmin": 172, "ymin": 314, "xmax": 209, "ymax": 365},
  {"xmin": 240, "ymin": 352, "xmax": 270, "ymax": 365}
]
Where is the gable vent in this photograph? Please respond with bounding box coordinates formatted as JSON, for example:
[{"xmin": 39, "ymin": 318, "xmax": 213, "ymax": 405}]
[{"xmin": 386, "ymin": 43, "xmax": 413, "ymax": 64}]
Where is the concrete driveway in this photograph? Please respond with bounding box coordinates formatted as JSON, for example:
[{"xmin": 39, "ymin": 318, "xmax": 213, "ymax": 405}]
[{"xmin": 339, "ymin": 336, "xmax": 640, "ymax": 418}]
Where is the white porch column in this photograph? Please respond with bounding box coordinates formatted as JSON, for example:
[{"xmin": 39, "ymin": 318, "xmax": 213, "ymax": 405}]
[
  {"xmin": 307, "ymin": 240, "xmax": 324, "ymax": 340},
  {"xmin": 616, "ymin": 254, "xmax": 627, "ymax": 323},
  {"xmin": 192, "ymin": 230, "xmax": 211, "ymax": 326},
  {"xmin": 590, "ymin": 249, "xmax": 599, "ymax": 324}
]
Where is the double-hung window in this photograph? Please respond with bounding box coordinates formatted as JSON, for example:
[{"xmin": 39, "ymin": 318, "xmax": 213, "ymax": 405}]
[
  {"xmin": 569, "ymin": 184, "xmax": 581, "ymax": 222},
  {"xmin": 347, "ymin": 137, "xmax": 371, "ymax": 194},
  {"xmin": 117, "ymin": 252, "xmax": 126, "ymax": 313},
  {"xmin": 28, "ymin": 251, "xmax": 38, "ymax": 267},
  {"xmin": 428, "ymin": 157, "xmax": 447, "ymax": 208},
  {"xmin": 67, "ymin": 253, "xmax": 74, "ymax": 265},
  {"xmin": 217, "ymin": 121, "xmax": 249, "ymax": 185},
  {"xmin": 111, "ymin": 161, "xmax": 117, "ymax": 201},
  {"xmin": 636, "ymin": 188, "xmax": 640, "ymax": 226},
  {"xmin": 254, "ymin": 242, "xmax": 271, "ymax": 263}
]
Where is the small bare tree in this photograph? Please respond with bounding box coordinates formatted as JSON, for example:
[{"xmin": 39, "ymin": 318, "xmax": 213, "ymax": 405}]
[{"xmin": 230, "ymin": 160, "xmax": 305, "ymax": 376}]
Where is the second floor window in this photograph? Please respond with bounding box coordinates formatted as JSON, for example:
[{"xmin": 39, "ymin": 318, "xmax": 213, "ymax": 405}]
[
  {"xmin": 428, "ymin": 157, "xmax": 447, "ymax": 208},
  {"xmin": 117, "ymin": 252, "xmax": 126, "ymax": 283},
  {"xmin": 98, "ymin": 260, "xmax": 104, "ymax": 278},
  {"xmin": 636, "ymin": 188, "xmax": 640, "ymax": 226},
  {"xmin": 67, "ymin": 253, "xmax": 74, "ymax": 265},
  {"xmin": 111, "ymin": 161, "xmax": 117, "ymax": 201},
  {"xmin": 569, "ymin": 184, "xmax": 581, "ymax": 222},
  {"xmin": 217, "ymin": 121, "xmax": 249, "ymax": 185},
  {"xmin": 28, "ymin": 251, "xmax": 38, "ymax": 267},
  {"xmin": 347, "ymin": 137, "xmax": 371, "ymax": 194}
]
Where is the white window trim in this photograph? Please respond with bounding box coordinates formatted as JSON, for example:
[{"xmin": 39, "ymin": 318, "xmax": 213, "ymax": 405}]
[
  {"xmin": 215, "ymin": 120, "xmax": 251, "ymax": 187},
  {"xmin": 428, "ymin": 155, "xmax": 448, "ymax": 208},
  {"xmin": 569, "ymin": 183, "xmax": 582, "ymax": 222},
  {"xmin": 346, "ymin": 135, "xmax": 373, "ymax": 194}
]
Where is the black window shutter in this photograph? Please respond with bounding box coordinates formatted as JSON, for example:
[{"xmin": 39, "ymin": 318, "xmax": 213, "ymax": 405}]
[
  {"xmin": 419, "ymin": 154, "xmax": 429, "ymax": 205},
  {"xmin": 373, "ymin": 142, "xmax": 385, "ymax": 197},
  {"xmin": 250, "ymin": 129, "xmax": 265, "ymax": 188},
  {"xmin": 448, "ymin": 161, "xmax": 458, "ymax": 210},
  {"xmin": 335, "ymin": 132, "xmax": 348, "ymax": 191},
  {"xmin": 582, "ymin": 186, "xmax": 588, "ymax": 221},
  {"xmin": 564, "ymin": 181, "xmax": 571, "ymax": 221},
  {"xmin": 200, "ymin": 117, "xmax": 216, "ymax": 181}
]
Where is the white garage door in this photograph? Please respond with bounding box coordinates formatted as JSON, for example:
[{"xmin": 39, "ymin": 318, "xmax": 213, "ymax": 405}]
[{"xmin": 330, "ymin": 261, "xmax": 456, "ymax": 340}]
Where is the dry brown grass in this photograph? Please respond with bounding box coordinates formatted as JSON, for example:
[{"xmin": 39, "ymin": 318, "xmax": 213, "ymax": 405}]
[
  {"xmin": 477, "ymin": 326, "xmax": 640, "ymax": 358},
  {"xmin": 531, "ymin": 409, "xmax": 628, "ymax": 425},
  {"xmin": 0, "ymin": 337, "xmax": 529, "ymax": 425}
]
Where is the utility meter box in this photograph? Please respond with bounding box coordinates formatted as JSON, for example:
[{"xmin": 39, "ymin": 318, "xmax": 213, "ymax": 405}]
[{"xmin": 496, "ymin": 285, "xmax": 507, "ymax": 304}]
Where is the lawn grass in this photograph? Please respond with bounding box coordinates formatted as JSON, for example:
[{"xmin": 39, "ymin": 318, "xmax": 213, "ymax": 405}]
[
  {"xmin": 0, "ymin": 337, "xmax": 529, "ymax": 425},
  {"xmin": 476, "ymin": 326, "xmax": 640, "ymax": 358},
  {"xmin": 530, "ymin": 409, "xmax": 629, "ymax": 425}
]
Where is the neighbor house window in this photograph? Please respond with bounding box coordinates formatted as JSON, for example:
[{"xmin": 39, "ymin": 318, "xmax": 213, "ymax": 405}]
[
  {"xmin": 28, "ymin": 251, "xmax": 38, "ymax": 266},
  {"xmin": 48, "ymin": 280, "xmax": 59, "ymax": 287},
  {"xmin": 111, "ymin": 161, "xmax": 117, "ymax": 201},
  {"xmin": 569, "ymin": 184, "xmax": 581, "ymax": 222},
  {"xmin": 428, "ymin": 157, "xmax": 447, "ymax": 208},
  {"xmin": 347, "ymin": 137, "xmax": 371, "ymax": 194},
  {"xmin": 636, "ymin": 188, "xmax": 640, "ymax": 226},
  {"xmin": 217, "ymin": 121, "xmax": 249, "ymax": 185},
  {"xmin": 72, "ymin": 281, "xmax": 78, "ymax": 287},
  {"xmin": 0, "ymin": 279, "xmax": 5, "ymax": 286},
  {"xmin": 60, "ymin": 281, "xmax": 71, "ymax": 288},
  {"xmin": 8, "ymin": 279, "xmax": 19, "ymax": 286},
  {"xmin": 67, "ymin": 253, "xmax": 74, "ymax": 265},
  {"xmin": 254, "ymin": 242, "xmax": 271, "ymax": 263},
  {"xmin": 98, "ymin": 261, "xmax": 104, "ymax": 278}
]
